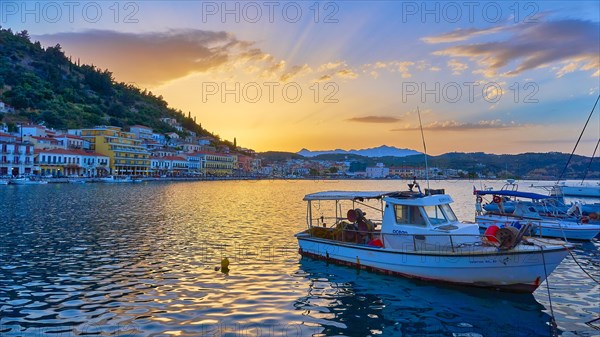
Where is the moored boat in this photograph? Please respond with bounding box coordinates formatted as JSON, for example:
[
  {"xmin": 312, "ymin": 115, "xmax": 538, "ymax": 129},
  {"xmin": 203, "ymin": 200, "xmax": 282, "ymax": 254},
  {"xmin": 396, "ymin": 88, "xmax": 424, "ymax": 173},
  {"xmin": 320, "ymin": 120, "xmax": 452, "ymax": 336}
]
[
  {"xmin": 552, "ymin": 182, "xmax": 600, "ymax": 198},
  {"xmin": 295, "ymin": 187, "xmax": 572, "ymax": 293},
  {"xmin": 10, "ymin": 177, "xmax": 48, "ymax": 185},
  {"xmin": 475, "ymin": 190, "xmax": 600, "ymax": 241},
  {"xmin": 68, "ymin": 179, "xmax": 87, "ymax": 184},
  {"xmin": 0, "ymin": 179, "xmax": 9, "ymax": 185},
  {"xmin": 99, "ymin": 175, "xmax": 134, "ymax": 183}
]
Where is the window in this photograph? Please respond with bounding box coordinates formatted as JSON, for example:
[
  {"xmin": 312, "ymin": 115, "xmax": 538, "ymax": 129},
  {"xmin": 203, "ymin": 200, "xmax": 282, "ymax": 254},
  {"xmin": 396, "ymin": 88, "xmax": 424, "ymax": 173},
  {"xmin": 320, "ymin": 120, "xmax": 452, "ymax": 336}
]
[
  {"xmin": 440, "ymin": 204, "xmax": 458, "ymax": 222},
  {"xmin": 423, "ymin": 205, "xmax": 449, "ymax": 225},
  {"xmin": 394, "ymin": 205, "xmax": 427, "ymax": 227}
]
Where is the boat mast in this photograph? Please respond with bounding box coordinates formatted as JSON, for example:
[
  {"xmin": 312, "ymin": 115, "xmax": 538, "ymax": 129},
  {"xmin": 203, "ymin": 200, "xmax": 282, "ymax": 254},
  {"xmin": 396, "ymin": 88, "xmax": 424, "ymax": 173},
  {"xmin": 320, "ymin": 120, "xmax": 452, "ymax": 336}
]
[
  {"xmin": 417, "ymin": 107, "xmax": 430, "ymax": 194},
  {"xmin": 556, "ymin": 94, "xmax": 599, "ymax": 183}
]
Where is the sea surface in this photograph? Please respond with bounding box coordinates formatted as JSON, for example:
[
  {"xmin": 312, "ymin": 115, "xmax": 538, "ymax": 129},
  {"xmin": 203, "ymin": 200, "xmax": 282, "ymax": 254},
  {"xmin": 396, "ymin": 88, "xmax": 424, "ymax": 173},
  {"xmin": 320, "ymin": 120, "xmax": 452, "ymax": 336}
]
[{"xmin": 0, "ymin": 180, "xmax": 598, "ymax": 337}]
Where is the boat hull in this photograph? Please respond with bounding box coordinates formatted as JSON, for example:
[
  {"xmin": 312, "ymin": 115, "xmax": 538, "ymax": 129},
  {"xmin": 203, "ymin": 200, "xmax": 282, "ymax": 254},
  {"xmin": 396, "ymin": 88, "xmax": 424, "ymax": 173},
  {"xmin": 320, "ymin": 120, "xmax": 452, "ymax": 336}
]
[
  {"xmin": 477, "ymin": 215, "xmax": 600, "ymax": 241},
  {"xmin": 558, "ymin": 185, "xmax": 600, "ymax": 198},
  {"xmin": 11, "ymin": 180, "xmax": 48, "ymax": 185},
  {"xmin": 296, "ymin": 233, "xmax": 568, "ymax": 293}
]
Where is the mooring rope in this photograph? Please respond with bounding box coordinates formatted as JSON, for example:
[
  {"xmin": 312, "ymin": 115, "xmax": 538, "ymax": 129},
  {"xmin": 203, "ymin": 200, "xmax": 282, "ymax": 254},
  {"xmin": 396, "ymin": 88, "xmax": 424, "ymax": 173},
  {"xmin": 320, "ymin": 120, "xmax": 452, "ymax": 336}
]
[{"xmin": 540, "ymin": 246, "xmax": 558, "ymax": 336}]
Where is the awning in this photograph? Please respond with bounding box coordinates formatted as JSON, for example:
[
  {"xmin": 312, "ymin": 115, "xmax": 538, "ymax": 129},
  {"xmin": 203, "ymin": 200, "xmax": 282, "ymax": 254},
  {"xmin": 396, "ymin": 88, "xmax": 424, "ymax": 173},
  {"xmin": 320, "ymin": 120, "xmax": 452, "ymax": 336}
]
[{"xmin": 303, "ymin": 191, "xmax": 397, "ymax": 201}]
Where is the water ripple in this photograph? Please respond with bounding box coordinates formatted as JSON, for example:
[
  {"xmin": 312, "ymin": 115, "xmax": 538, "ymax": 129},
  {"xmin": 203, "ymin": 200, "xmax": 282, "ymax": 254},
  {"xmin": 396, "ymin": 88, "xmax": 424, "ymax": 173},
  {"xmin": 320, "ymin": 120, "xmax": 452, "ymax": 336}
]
[{"xmin": 0, "ymin": 180, "xmax": 598, "ymax": 336}]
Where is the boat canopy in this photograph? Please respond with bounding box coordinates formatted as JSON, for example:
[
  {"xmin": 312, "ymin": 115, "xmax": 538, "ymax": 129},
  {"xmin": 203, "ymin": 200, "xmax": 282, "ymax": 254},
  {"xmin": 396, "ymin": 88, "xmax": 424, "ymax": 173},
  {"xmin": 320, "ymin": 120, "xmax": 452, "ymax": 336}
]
[
  {"xmin": 303, "ymin": 191, "xmax": 398, "ymax": 201},
  {"xmin": 474, "ymin": 190, "xmax": 550, "ymax": 200},
  {"xmin": 384, "ymin": 194, "xmax": 454, "ymax": 206}
]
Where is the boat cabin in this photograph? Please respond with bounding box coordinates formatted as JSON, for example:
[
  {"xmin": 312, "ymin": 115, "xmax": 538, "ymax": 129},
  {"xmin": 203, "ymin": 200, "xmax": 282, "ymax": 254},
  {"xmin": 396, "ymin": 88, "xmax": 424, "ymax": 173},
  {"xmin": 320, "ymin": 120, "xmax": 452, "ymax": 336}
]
[{"xmin": 303, "ymin": 190, "xmax": 480, "ymax": 250}]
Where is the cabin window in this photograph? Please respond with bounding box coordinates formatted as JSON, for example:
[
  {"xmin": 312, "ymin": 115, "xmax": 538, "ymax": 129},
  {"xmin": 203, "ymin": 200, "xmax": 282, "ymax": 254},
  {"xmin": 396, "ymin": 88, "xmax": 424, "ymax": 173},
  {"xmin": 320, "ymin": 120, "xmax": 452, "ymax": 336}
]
[
  {"xmin": 440, "ymin": 204, "xmax": 458, "ymax": 222},
  {"xmin": 394, "ymin": 205, "xmax": 426, "ymax": 227},
  {"xmin": 423, "ymin": 205, "xmax": 449, "ymax": 225}
]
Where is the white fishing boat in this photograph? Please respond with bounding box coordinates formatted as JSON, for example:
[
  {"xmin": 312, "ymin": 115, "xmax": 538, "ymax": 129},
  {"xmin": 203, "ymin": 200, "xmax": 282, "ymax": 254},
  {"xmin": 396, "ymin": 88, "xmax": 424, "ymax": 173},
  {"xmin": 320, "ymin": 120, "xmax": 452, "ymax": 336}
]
[
  {"xmin": 99, "ymin": 176, "xmax": 134, "ymax": 183},
  {"xmin": 0, "ymin": 180, "xmax": 9, "ymax": 185},
  {"xmin": 68, "ymin": 179, "xmax": 87, "ymax": 184},
  {"xmin": 553, "ymin": 182, "xmax": 600, "ymax": 198},
  {"xmin": 10, "ymin": 177, "xmax": 48, "ymax": 185},
  {"xmin": 475, "ymin": 190, "xmax": 600, "ymax": 241},
  {"xmin": 295, "ymin": 187, "xmax": 572, "ymax": 293}
]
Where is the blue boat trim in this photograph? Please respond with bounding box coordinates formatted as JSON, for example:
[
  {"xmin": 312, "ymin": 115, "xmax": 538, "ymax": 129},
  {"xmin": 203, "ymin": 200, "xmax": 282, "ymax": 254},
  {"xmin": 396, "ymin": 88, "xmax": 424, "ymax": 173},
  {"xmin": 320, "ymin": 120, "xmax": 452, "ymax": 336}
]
[{"xmin": 475, "ymin": 190, "xmax": 551, "ymax": 200}]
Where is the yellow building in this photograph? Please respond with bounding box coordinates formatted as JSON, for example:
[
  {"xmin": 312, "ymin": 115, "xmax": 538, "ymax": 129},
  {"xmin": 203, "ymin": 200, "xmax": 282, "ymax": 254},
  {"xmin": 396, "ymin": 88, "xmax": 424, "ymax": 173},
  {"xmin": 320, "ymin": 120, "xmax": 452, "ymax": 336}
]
[
  {"xmin": 81, "ymin": 126, "xmax": 150, "ymax": 176},
  {"xmin": 188, "ymin": 151, "xmax": 236, "ymax": 176}
]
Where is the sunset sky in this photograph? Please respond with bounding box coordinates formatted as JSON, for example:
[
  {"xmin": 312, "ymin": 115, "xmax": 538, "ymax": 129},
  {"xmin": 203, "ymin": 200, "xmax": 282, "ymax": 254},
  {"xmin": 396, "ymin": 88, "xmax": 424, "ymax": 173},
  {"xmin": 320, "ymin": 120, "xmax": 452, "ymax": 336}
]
[{"xmin": 3, "ymin": 1, "xmax": 599, "ymax": 155}]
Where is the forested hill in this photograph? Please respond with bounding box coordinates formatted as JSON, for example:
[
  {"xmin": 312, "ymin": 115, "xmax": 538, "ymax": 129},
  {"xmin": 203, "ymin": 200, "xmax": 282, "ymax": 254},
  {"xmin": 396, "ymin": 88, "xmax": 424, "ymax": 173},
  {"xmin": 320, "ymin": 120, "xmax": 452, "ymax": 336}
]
[
  {"xmin": 259, "ymin": 151, "xmax": 599, "ymax": 179},
  {"xmin": 0, "ymin": 27, "xmax": 217, "ymax": 139}
]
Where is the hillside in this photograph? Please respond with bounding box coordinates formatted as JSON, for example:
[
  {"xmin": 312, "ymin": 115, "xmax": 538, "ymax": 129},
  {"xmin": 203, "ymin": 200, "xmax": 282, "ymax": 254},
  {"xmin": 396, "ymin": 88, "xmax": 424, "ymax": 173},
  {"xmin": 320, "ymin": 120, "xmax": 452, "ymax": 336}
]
[
  {"xmin": 0, "ymin": 28, "xmax": 234, "ymax": 147},
  {"xmin": 260, "ymin": 151, "xmax": 599, "ymax": 179},
  {"xmin": 297, "ymin": 145, "xmax": 421, "ymax": 158}
]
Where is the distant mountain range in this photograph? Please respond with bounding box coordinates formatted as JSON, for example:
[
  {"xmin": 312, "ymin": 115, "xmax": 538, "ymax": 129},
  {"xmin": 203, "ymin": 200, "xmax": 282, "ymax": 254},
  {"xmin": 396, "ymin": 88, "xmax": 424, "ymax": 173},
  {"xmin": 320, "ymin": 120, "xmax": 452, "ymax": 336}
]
[{"xmin": 298, "ymin": 145, "xmax": 422, "ymax": 158}]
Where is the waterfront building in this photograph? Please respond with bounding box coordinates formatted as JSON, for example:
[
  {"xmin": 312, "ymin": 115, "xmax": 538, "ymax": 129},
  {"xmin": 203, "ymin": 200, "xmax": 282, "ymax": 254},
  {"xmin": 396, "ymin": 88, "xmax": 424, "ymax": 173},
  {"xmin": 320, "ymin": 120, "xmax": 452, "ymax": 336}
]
[
  {"xmin": 36, "ymin": 148, "xmax": 109, "ymax": 177},
  {"xmin": 366, "ymin": 163, "xmax": 389, "ymax": 178},
  {"xmin": 80, "ymin": 126, "xmax": 150, "ymax": 176},
  {"xmin": 54, "ymin": 134, "xmax": 85, "ymax": 149},
  {"xmin": 0, "ymin": 132, "xmax": 35, "ymax": 176},
  {"xmin": 23, "ymin": 135, "xmax": 62, "ymax": 151},
  {"xmin": 183, "ymin": 153, "xmax": 201, "ymax": 174},
  {"xmin": 189, "ymin": 151, "xmax": 235, "ymax": 176},
  {"xmin": 152, "ymin": 133, "xmax": 167, "ymax": 145},
  {"xmin": 150, "ymin": 155, "xmax": 189, "ymax": 176},
  {"xmin": 19, "ymin": 124, "xmax": 50, "ymax": 138},
  {"xmin": 129, "ymin": 125, "xmax": 154, "ymax": 141}
]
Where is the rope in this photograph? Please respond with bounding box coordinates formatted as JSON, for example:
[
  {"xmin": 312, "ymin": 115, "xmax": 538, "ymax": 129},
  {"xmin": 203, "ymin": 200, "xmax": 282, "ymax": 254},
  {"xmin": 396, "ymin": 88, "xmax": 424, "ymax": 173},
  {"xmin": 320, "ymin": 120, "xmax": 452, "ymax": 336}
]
[
  {"xmin": 557, "ymin": 94, "xmax": 600, "ymax": 183},
  {"xmin": 540, "ymin": 246, "xmax": 558, "ymax": 335},
  {"xmin": 566, "ymin": 247, "xmax": 600, "ymax": 285},
  {"xmin": 581, "ymin": 137, "xmax": 600, "ymax": 184}
]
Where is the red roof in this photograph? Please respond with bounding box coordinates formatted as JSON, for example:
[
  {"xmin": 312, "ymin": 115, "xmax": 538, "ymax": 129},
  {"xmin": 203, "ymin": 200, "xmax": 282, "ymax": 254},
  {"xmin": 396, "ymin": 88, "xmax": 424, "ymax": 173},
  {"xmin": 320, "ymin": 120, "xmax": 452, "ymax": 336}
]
[
  {"xmin": 29, "ymin": 136, "xmax": 59, "ymax": 142},
  {"xmin": 22, "ymin": 125, "xmax": 46, "ymax": 129},
  {"xmin": 0, "ymin": 132, "xmax": 17, "ymax": 138},
  {"xmin": 55, "ymin": 134, "xmax": 84, "ymax": 140},
  {"xmin": 130, "ymin": 125, "xmax": 152, "ymax": 130},
  {"xmin": 36, "ymin": 148, "xmax": 107, "ymax": 157}
]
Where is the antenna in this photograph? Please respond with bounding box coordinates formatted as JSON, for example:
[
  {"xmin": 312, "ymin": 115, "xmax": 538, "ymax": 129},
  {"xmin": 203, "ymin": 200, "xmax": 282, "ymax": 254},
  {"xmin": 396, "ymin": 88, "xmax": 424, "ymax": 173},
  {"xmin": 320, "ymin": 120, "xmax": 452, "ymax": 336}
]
[{"xmin": 417, "ymin": 107, "xmax": 430, "ymax": 194}]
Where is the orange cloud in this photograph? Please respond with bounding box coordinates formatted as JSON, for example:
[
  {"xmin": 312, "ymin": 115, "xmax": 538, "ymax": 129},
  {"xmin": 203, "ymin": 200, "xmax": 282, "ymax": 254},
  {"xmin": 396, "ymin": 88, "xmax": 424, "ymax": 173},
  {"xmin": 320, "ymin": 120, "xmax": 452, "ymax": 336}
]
[{"xmin": 347, "ymin": 116, "xmax": 401, "ymax": 123}]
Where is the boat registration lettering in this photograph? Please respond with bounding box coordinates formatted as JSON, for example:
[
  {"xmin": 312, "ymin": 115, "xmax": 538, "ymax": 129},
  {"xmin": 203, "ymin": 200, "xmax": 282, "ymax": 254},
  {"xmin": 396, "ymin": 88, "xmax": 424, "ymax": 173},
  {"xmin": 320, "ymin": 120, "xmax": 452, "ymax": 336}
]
[{"xmin": 392, "ymin": 229, "xmax": 408, "ymax": 234}]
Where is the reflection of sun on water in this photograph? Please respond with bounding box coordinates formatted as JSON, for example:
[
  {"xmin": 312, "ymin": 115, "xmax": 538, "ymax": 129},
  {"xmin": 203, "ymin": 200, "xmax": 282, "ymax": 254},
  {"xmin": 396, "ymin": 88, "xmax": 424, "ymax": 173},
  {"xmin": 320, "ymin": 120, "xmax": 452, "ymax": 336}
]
[{"xmin": 0, "ymin": 180, "xmax": 597, "ymax": 336}]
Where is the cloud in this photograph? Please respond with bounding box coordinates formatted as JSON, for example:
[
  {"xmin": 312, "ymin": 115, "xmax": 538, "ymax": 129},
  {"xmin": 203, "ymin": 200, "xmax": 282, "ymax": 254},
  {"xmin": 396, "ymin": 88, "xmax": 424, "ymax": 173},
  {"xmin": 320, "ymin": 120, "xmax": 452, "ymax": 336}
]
[
  {"xmin": 316, "ymin": 74, "xmax": 333, "ymax": 82},
  {"xmin": 447, "ymin": 59, "xmax": 468, "ymax": 75},
  {"xmin": 347, "ymin": 116, "xmax": 401, "ymax": 123},
  {"xmin": 364, "ymin": 61, "xmax": 414, "ymax": 78},
  {"xmin": 335, "ymin": 69, "xmax": 358, "ymax": 79},
  {"xmin": 391, "ymin": 119, "xmax": 527, "ymax": 131},
  {"xmin": 280, "ymin": 64, "xmax": 312, "ymax": 82},
  {"xmin": 36, "ymin": 29, "xmax": 267, "ymax": 86},
  {"xmin": 426, "ymin": 19, "xmax": 600, "ymax": 78},
  {"xmin": 318, "ymin": 61, "xmax": 345, "ymax": 72},
  {"xmin": 422, "ymin": 26, "xmax": 504, "ymax": 44}
]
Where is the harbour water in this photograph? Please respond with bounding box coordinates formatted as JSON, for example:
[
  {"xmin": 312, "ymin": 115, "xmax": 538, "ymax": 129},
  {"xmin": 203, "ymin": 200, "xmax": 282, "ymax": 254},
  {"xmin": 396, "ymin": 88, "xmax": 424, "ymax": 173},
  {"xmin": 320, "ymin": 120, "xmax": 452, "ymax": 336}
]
[{"xmin": 0, "ymin": 180, "xmax": 598, "ymax": 337}]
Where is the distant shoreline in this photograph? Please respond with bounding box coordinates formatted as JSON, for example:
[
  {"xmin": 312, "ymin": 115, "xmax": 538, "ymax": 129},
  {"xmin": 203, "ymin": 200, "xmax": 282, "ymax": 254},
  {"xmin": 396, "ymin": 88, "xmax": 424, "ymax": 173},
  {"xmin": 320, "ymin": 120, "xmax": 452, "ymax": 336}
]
[{"xmin": 4, "ymin": 177, "xmax": 595, "ymax": 185}]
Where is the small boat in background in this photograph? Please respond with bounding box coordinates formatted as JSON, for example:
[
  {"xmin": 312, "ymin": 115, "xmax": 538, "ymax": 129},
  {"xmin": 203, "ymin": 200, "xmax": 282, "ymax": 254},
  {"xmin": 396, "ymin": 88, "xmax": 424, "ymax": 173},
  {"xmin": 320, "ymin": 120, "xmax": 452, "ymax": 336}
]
[
  {"xmin": 296, "ymin": 185, "xmax": 572, "ymax": 293},
  {"xmin": 0, "ymin": 179, "xmax": 9, "ymax": 185},
  {"xmin": 99, "ymin": 176, "xmax": 134, "ymax": 183},
  {"xmin": 68, "ymin": 179, "xmax": 86, "ymax": 184},
  {"xmin": 11, "ymin": 177, "xmax": 48, "ymax": 185},
  {"xmin": 552, "ymin": 182, "xmax": 600, "ymax": 198},
  {"xmin": 475, "ymin": 189, "xmax": 600, "ymax": 241}
]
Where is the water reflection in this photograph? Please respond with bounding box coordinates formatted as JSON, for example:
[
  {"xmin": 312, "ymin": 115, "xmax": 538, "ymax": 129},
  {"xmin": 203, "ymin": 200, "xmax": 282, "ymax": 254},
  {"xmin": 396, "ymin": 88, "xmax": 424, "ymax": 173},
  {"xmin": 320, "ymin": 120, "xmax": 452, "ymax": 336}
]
[
  {"xmin": 0, "ymin": 181, "xmax": 598, "ymax": 337},
  {"xmin": 296, "ymin": 257, "xmax": 557, "ymax": 337}
]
